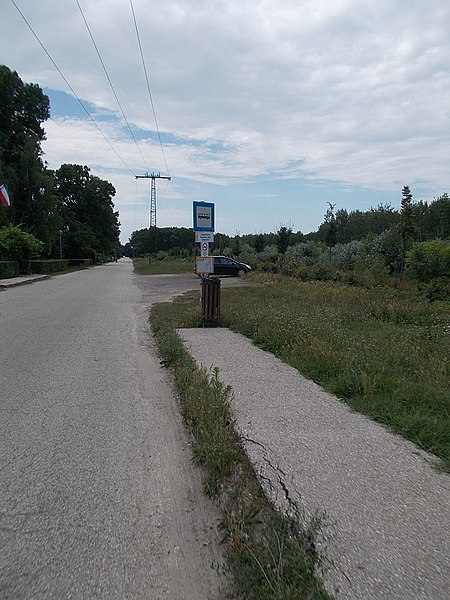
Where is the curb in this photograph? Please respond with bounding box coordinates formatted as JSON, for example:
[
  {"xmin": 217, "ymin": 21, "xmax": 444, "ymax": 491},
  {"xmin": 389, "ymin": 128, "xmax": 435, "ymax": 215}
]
[{"xmin": 0, "ymin": 275, "xmax": 50, "ymax": 289}]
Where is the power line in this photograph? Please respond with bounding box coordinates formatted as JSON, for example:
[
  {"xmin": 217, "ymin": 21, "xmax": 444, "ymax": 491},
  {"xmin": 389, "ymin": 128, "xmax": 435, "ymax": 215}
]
[
  {"xmin": 10, "ymin": 0, "xmax": 136, "ymax": 176},
  {"xmin": 75, "ymin": 0, "xmax": 151, "ymax": 173},
  {"xmin": 129, "ymin": 0, "xmax": 170, "ymax": 177}
]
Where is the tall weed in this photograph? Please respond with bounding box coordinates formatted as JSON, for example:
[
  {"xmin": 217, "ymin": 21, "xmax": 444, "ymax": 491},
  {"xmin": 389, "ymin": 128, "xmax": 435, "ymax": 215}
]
[{"xmin": 220, "ymin": 276, "xmax": 450, "ymax": 470}]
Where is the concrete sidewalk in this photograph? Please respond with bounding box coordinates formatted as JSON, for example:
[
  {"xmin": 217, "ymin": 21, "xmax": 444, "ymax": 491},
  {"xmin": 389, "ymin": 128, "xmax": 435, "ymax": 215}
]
[
  {"xmin": 0, "ymin": 274, "xmax": 49, "ymax": 288},
  {"xmin": 179, "ymin": 327, "xmax": 450, "ymax": 600}
]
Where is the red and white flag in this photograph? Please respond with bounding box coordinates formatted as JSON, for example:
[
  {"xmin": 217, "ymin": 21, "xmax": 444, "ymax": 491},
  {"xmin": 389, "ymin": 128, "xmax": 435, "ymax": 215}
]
[{"xmin": 0, "ymin": 184, "xmax": 10, "ymax": 208}]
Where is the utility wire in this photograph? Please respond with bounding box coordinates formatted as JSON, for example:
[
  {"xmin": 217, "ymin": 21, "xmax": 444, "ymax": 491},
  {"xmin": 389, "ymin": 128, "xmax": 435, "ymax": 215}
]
[
  {"xmin": 129, "ymin": 0, "xmax": 170, "ymax": 177},
  {"xmin": 10, "ymin": 0, "xmax": 136, "ymax": 176},
  {"xmin": 75, "ymin": 0, "xmax": 151, "ymax": 173}
]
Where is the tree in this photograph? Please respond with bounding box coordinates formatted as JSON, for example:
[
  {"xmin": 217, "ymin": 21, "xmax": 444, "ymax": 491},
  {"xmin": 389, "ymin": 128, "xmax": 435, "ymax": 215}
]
[
  {"xmin": 254, "ymin": 233, "xmax": 265, "ymax": 253},
  {"xmin": 276, "ymin": 225, "xmax": 292, "ymax": 255},
  {"xmin": 55, "ymin": 164, "xmax": 120, "ymax": 260},
  {"xmin": 414, "ymin": 194, "xmax": 450, "ymax": 240},
  {"xmin": 335, "ymin": 208, "xmax": 349, "ymax": 243},
  {"xmin": 0, "ymin": 66, "xmax": 52, "ymax": 235},
  {"xmin": 397, "ymin": 186, "xmax": 417, "ymax": 271},
  {"xmin": 231, "ymin": 234, "xmax": 242, "ymax": 257},
  {"xmin": 324, "ymin": 203, "xmax": 337, "ymax": 259}
]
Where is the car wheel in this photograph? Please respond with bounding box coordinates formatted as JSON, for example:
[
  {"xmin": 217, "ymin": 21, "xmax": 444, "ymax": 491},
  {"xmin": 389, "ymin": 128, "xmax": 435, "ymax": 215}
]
[{"xmin": 237, "ymin": 268, "xmax": 246, "ymax": 277}]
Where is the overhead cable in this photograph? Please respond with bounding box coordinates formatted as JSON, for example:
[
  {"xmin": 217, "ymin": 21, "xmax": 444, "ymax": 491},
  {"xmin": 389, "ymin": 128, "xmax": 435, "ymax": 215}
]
[
  {"xmin": 10, "ymin": 0, "xmax": 136, "ymax": 176},
  {"xmin": 129, "ymin": 0, "xmax": 170, "ymax": 177},
  {"xmin": 75, "ymin": 0, "xmax": 151, "ymax": 173}
]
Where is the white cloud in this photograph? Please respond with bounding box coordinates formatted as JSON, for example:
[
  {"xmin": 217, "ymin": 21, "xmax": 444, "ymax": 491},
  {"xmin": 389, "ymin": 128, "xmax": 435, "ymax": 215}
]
[{"xmin": 2, "ymin": 0, "xmax": 450, "ymax": 241}]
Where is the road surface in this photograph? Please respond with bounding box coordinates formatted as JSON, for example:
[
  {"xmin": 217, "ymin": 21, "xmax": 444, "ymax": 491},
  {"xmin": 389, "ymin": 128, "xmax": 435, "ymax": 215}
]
[{"xmin": 0, "ymin": 260, "xmax": 226, "ymax": 599}]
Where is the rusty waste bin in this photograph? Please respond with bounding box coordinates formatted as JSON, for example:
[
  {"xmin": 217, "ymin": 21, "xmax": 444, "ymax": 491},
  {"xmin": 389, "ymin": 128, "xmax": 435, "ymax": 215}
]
[{"xmin": 200, "ymin": 276, "xmax": 220, "ymax": 322}]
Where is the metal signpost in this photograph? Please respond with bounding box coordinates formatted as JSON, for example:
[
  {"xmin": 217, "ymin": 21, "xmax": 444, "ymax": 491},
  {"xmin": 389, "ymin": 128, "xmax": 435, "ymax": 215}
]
[
  {"xmin": 193, "ymin": 201, "xmax": 215, "ymax": 265},
  {"xmin": 193, "ymin": 202, "xmax": 219, "ymax": 321}
]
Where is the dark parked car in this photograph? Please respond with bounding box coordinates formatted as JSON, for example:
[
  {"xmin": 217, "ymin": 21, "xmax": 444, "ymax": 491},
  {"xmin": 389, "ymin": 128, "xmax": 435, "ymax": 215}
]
[{"xmin": 197, "ymin": 256, "xmax": 252, "ymax": 277}]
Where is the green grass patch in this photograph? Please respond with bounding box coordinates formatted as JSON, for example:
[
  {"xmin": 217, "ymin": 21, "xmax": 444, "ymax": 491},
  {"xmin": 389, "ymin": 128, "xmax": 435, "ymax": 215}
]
[
  {"xmin": 133, "ymin": 256, "xmax": 194, "ymax": 275},
  {"xmin": 219, "ymin": 273, "xmax": 450, "ymax": 471},
  {"xmin": 150, "ymin": 294, "xmax": 330, "ymax": 599}
]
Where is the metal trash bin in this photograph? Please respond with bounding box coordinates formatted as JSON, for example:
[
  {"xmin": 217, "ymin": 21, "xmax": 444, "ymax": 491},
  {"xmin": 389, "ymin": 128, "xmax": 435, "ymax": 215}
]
[{"xmin": 200, "ymin": 276, "xmax": 220, "ymax": 322}]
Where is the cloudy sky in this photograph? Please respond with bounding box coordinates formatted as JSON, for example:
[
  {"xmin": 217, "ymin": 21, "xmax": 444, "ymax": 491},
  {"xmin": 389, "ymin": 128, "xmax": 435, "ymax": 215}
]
[{"xmin": 2, "ymin": 0, "xmax": 449, "ymax": 243}]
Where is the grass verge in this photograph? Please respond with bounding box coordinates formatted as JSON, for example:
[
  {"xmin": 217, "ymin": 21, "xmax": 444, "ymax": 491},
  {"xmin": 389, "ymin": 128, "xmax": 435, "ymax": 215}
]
[
  {"xmin": 150, "ymin": 294, "xmax": 330, "ymax": 600},
  {"xmin": 220, "ymin": 273, "xmax": 450, "ymax": 471},
  {"xmin": 133, "ymin": 256, "xmax": 194, "ymax": 275}
]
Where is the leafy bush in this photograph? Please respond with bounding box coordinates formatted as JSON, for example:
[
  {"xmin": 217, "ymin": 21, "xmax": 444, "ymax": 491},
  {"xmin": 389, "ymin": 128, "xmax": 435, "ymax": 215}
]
[
  {"xmin": 260, "ymin": 244, "xmax": 279, "ymax": 261},
  {"xmin": 285, "ymin": 241, "xmax": 323, "ymax": 264},
  {"xmin": 406, "ymin": 240, "xmax": 450, "ymax": 282},
  {"xmin": 332, "ymin": 240, "xmax": 363, "ymax": 270},
  {"xmin": 354, "ymin": 253, "xmax": 390, "ymax": 287},
  {"xmin": 0, "ymin": 225, "xmax": 43, "ymax": 260},
  {"xmin": 371, "ymin": 228, "xmax": 403, "ymax": 274},
  {"xmin": 67, "ymin": 258, "xmax": 91, "ymax": 267},
  {"xmin": 0, "ymin": 260, "xmax": 19, "ymax": 278},
  {"xmin": 29, "ymin": 260, "xmax": 69, "ymax": 274},
  {"xmin": 424, "ymin": 277, "xmax": 450, "ymax": 302}
]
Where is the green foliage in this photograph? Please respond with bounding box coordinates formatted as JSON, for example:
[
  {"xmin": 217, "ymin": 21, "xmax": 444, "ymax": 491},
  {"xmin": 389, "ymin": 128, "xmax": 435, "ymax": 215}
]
[
  {"xmin": 0, "ymin": 260, "xmax": 19, "ymax": 278},
  {"xmin": 182, "ymin": 367, "xmax": 240, "ymax": 496},
  {"xmin": 55, "ymin": 164, "xmax": 120, "ymax": 260},
  {"xmin": 0, "ymin": 66, "xmax": 60, "ymax": 252},
  {"xmin": 254, "ymin": 233, "xmax": 265, "ymax": 253},
  {"xmin": 310, "ymin": 203, "xmax": 399, "ymax": 244},
  {"xmin": 67, "ymin": 258, "xmax": 91, "ymax": 267},
  {"xmin": 323, "ymin": 203, "xmax": 337, "ymax": 257},
  {"xmin": 130, "ymin": 226, "xmax": 195, "ymax": 256},
  {"xmin": 417, "ymin": 193, "xmax": 450, "ymax": 240},
  {"xmin": 353, "ymin": 252, "xmax": 390, "ymax": 287},
  {"xmin": 231, "ymin": 234, "xmax": 242, "ymax": 256},
  {"xmin": 0, "ymin": 224, "xmax": 43, "ymax": 260},
  {"xmin": 276, "ymin": 225, "xmax": 292, "ymax": 255},
  {"xmin": 406, "ymin": 240, "xmax": 450, "ymax": 282},
  {"xmin": 28, "ymin": 260, "xmax": 69, "ymax": 274},
  {"xmin": 222, "ymin": 506, "xmax": 328, "ymax": 600},
  {"xmin": 0, "ymin": 67, "xmax": 121, "ymax": 260},
  {"xmin": 397, "ymin": 186, "xmax": 418, "ymax": 271}
]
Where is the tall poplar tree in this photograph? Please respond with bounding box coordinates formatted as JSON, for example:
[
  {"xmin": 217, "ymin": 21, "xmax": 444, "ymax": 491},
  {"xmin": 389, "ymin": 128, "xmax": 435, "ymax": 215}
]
[{"xmin": 397, "ymin": 185, "xmax": 417, "ymax": 271}]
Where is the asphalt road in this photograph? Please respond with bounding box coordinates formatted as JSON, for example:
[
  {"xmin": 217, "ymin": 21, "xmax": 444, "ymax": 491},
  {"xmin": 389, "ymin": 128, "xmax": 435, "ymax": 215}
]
[{"xmin": 0, "ymin": 260, "xmax": 225, "ymax": 599}]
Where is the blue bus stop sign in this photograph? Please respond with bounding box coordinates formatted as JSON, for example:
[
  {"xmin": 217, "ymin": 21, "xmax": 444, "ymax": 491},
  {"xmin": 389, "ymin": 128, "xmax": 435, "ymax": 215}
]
[{"xmin": 193, "ymin": 201, "xmax": 215, "ymax": 232}]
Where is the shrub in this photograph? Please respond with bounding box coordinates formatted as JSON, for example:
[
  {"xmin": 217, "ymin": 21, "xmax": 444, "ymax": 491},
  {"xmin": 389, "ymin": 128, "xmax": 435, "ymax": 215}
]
[
  {"xmin": 354, "ymin": 253, "xmax": 390, "ymax": 287},
  {"xmin": 67, "ymin": 258, "xmax": 90, "ymax": 268},
  {"xmin": 0, "ymin": 260, "xmax": 19, "ymax": 278},
  {"xmin": 0, "ymin": 225, "xmax": 44, "ymax": 260},
  {"xmin": 29, "ymin": 260, "xmax": 69, "ymax": 274},
  {"xmin": 285, "ymin": 241, "xmax": 323, "ymax": 264},
  {"xmin": 332, "ymin": 240, "xmax": 363, "ymax": 270},
  {"xmin": 260, "ymin": 244, "xmax": 279, "ymax": 261},
  {"xmin": 406, "ymin": 240, "xmax": 450, "ymax": 282}
]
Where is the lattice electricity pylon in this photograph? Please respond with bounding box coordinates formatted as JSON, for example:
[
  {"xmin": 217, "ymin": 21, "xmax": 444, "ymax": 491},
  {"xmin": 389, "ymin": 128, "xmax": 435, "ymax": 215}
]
[{"xmin": 135, "ymin": 172, "xmax": 171, "ymax": 228}]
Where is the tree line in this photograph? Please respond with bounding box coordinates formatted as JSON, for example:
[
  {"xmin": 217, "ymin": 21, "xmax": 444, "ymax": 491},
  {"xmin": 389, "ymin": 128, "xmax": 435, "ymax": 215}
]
[
  {"xmin": 0, "ymin": 65, "xmax": 120, "ymax": 263},
  {"xmin": 129, "ymin": 187, "xmax": 449, "ymax": 295},
  {"xmin": 130, "ymin": 193, "xmax": 449, "ymax": 258}
]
